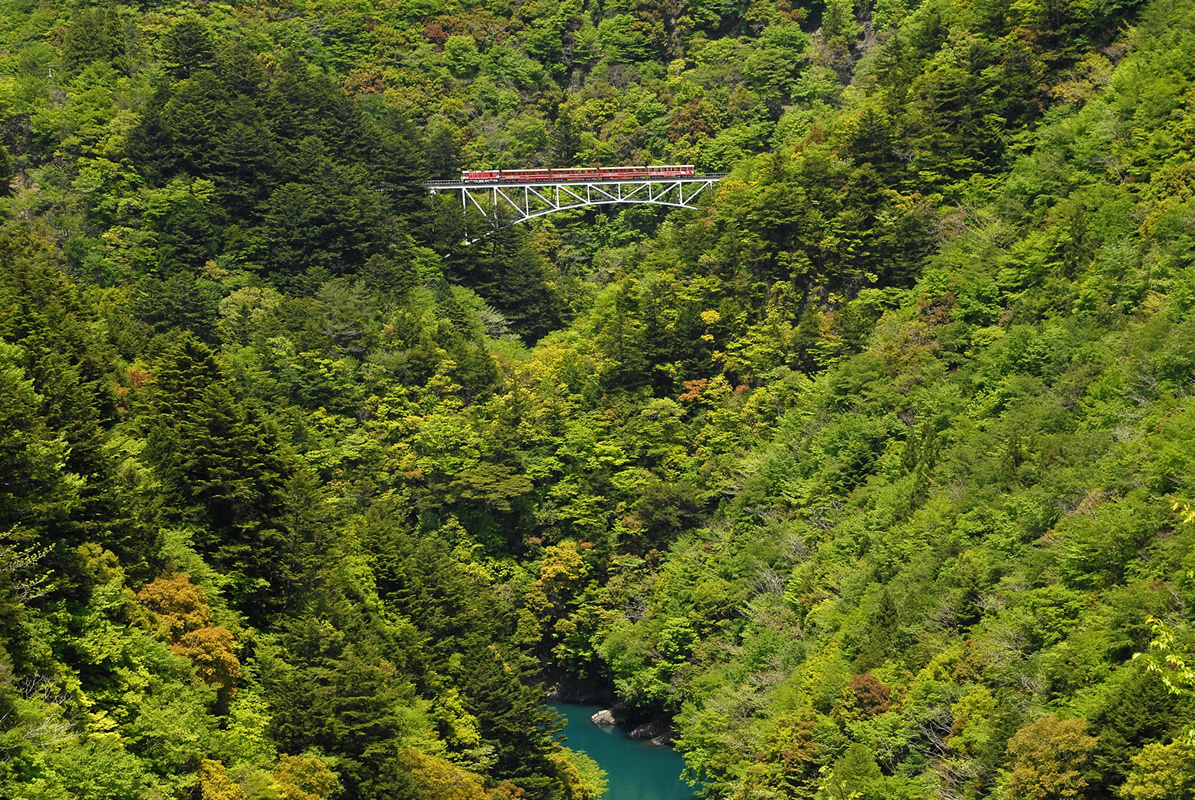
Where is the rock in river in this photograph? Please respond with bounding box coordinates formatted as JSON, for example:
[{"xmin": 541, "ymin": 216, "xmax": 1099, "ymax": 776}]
[
  {"xmin": 628, "ymin": 720, "xmax": 672, "ymax": 740},
  {"xmin": 590, "ymin": 709, "xmax": 618, "ymax": 726}
]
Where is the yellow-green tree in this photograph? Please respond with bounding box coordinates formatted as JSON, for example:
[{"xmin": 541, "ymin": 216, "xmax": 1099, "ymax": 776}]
[
  {"xmin": 199, "ymin": 758, "xmax": 247, "ymax": 800},
  {"xmin": 403, "ymin": 749, "xmax": 488, "ymax": 800},
  {"xmin": 1118, "ymin": 741, "xmax": 1195, "ymax": 800},
  {"xmin": 1002, "ymin": 716, "xmax": 1098, "ymax": 800},
  {"xmin": 275, "ymin": 753, "xmax": 341, "ymax": 800}
]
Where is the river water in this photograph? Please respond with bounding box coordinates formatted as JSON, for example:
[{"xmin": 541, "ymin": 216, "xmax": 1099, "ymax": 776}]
[{"xmin": 551, "ymin": 704, "xmax": 698, "ymax": 800}]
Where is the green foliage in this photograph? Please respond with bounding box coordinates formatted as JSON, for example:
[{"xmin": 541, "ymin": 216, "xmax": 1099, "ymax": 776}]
[{"xmin": 4, "ymin": 0, "xmax": 1195, "ymax": 797}]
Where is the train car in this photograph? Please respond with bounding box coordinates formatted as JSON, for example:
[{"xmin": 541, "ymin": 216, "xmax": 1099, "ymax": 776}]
[
  {"xmin": 647, "ymin": 165, "xmax": 695, "ymax": 178},
  {"xmin": 595, "ymin": 165, "xmax": 695, "ymax": 180},
  {"xmin": 460, "ymin": 165, "xmax": 697, "ymax": 182},
  {"xmin": 542, "ymin": 167, "xmax": 602, "ymax": 181},
  {"xmin": 503, "ymin": 169, "xmax": 557, "ymax": 181},
  {"xmin": 598, "ymin": 166, "xmax": 646, "ymax": 179}
]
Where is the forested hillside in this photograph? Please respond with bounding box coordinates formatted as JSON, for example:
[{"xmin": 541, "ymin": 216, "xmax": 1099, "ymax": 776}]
[{"xmin": 2, "ymin": 0, "xmax": 1195, "ymax": 797}]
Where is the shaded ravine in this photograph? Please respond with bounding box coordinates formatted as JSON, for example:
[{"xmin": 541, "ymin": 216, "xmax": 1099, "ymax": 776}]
[{"xmin": 552, "ymin": 704, "xmax": 698, "ymax": 800}]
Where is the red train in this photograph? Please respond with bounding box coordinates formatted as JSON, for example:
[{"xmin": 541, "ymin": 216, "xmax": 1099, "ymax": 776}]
[{"xmin": 460, "ymin": 165, "xmax": 696, "ymax": 182}]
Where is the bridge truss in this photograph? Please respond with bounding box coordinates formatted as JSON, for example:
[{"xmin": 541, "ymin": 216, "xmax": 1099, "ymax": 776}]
[{"xmin": 424, "ymin": 173, "xmax": 726, "ymax": 243}]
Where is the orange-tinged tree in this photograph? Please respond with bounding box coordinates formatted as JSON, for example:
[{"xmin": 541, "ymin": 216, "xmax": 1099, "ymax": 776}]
[
  {"xmin": 138, "ymin": 572, "xmax": 241, "ymax": 708},
  {"xmin": 137, "ymin": 572, "xmax": 214, "ymax": 639},
  {"xmin": 172, "ymin": 625, "xmax": 242, "ymax": 707}
]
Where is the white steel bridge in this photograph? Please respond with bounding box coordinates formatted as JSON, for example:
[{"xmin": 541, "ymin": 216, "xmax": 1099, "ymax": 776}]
[{"xmin": 424, "ymin": 171, "xmax": 726, "ymax": 243}]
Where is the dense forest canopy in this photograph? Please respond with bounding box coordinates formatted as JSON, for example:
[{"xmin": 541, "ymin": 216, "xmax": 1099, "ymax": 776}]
[{"xmin": 2, "ymin": 0, "xmax": 1195, "ymax": 797}]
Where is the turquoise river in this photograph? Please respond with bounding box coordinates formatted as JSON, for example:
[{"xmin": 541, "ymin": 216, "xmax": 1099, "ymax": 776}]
[{"xmin": 551, "ymin": 704, "xmax": 698, "ymax": 800}]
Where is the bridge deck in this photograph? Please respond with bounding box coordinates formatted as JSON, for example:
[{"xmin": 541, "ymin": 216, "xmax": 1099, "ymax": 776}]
[{"xmin": 424, "ymin": 173, "xmax": 728, "ymax": 190}]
